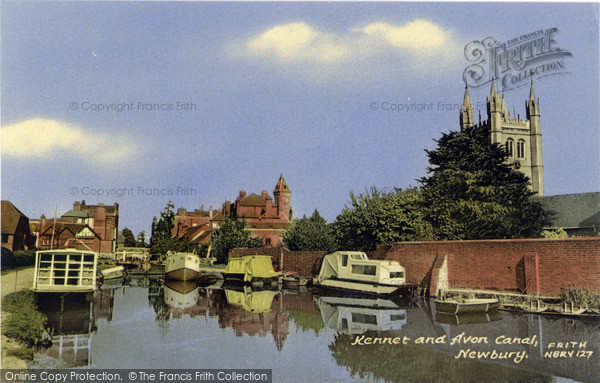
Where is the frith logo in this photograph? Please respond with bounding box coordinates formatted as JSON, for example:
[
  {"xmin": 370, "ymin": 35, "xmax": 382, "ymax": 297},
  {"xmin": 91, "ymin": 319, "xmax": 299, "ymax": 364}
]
[{"xmin": 463, "ymin": 28, "xmax": 572, "ymax": 90}]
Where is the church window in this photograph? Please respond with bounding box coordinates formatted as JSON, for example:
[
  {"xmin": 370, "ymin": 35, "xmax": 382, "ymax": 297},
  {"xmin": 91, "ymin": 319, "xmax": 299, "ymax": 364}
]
[
  {"xmin": 506, "ymin": 139, "xmax": 514, "ymax": 157},
  {"xmin": 517, "ymin": 139, "xmax": 526, "ymax": 159}
]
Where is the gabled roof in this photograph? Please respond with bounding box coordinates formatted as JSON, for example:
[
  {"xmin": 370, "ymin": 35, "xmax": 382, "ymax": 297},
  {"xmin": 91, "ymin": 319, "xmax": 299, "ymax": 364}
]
[
  {"xmin": 40, "ymin": 222, "xmax": 99, "ymax": 238},
  {"xmin": 239, "ymin": 193, "xmax": 266, "ymax": 207},
  {"xmin": 1, "ymin": 201, "xmax": 29, "ymax": 234},
  {"xmin": 540, "ymin": 192, "xmax": 600, "ymax": 229}
]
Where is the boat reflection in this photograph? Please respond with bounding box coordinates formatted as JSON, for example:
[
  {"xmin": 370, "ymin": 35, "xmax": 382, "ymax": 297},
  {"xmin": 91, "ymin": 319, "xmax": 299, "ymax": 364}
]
[
  {"xmin": 36, "ymin": 293, "xmax": 97, "ymax": 367},
  {"xmin": 435, "ymin": 310, "xmax": 502, "ymax": 325},
  {"xmin": 224, "ymin": 285, "xmax": 279, "ymax": 314},
  {"xmin": 317, "ymin": 295, "xmax": 407, "ymax": 334}
]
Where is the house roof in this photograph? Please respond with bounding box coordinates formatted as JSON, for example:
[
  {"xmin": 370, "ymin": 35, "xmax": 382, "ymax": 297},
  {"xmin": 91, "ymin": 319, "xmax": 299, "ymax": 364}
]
[
  {"xmin": 540, "ymin": 192, "xmax": 600, "ymax": 229},
  {"xmin": 239, "ymin": 193, "xmax": 266, "ymax": 207},
  {"xmin": 1, "ymin": 200, "xmax": 29, "ymax": 235},
  {"xmin": 62, "ymin": 210, "xmax": 92, "ymax": 218}
]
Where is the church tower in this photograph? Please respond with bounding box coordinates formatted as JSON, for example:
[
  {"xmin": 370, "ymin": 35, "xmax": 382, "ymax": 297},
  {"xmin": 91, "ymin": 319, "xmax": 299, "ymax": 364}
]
[
  {"xmin": 273, "ymin": 174, "xmax": 292, "ymax": 219},
  {"xmin": 459, "ymin": 77, "xmax": 544, "ymax": 195}
]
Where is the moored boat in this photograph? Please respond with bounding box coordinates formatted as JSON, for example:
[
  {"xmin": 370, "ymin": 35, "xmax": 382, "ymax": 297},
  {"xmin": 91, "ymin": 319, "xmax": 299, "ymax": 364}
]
[
  {"xmin": 434, "ymin": 298, "xmax": 501, "ymax": 315},
  {"xmin": 222, "ymin": 255, "xmax": 280, "ymax": 285},
  {"xmin": 313, "ymin": 251, "xmax": 412, "ymax": 296},
  {"xmin": 164, "ymin": 252, "xmax": 201, "ymax": 281},
  {"xmin": 32, "ymin": 249, "xmax": 98, "ymax": 293}
]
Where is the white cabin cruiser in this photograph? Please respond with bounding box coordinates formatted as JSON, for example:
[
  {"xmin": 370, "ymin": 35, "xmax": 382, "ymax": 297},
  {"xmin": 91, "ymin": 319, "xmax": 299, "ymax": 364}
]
[{"xmin": 314, "ymin": 251, "xmax": 411, "ymax": 295}]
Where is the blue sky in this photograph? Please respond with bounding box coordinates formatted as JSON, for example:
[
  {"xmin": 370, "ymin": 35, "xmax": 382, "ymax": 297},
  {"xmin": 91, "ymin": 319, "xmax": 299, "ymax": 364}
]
[{"xmin": 2, "ymin": 2, "xmax": 599, "ymax": 235}]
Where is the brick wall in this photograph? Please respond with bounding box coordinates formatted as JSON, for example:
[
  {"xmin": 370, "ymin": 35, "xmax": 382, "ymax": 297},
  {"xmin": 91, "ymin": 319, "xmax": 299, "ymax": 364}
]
[
  {"xmin": 230, "ymin": 247, "xmax": 325, "ymax": 276},
  {"xmin": 369, "ymin": 237, "xmax": 600, "ymax": 296}
]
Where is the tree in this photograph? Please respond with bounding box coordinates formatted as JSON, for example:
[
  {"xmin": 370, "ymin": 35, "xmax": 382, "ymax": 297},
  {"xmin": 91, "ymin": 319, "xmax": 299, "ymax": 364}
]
[
  {"xmin": 150, "ymin": 202, "xmax": 179, "ymax": 257},
  {"xmin": 210, "ymin": 218, "xmax": 262, "ymax": 264},
  {"xmin": 282, "ymin": 209, "xmax": 337, "ymax": 252},
  {"xmin": 137, "ymin": 231, "xmax": 147, "ymax": 247},
  {"xmin": 122, "ymin": 227, "xmax": 137, "ymax": 247},
  {"xmin": 419, "ymin": 128, "xmax": 553, "ymax": 240},
  {"xmin": 333, "ymin": 186, "xmax": 433, "ymax": 251}
]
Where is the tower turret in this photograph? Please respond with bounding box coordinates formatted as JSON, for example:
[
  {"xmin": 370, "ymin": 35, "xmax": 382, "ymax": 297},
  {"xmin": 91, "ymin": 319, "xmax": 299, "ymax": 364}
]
[
  {"xmin": 273, "ymin": 174, "xmax": 291, "ymax": 220},
  {"xmin": 460, "ymin": 84, "xmax": 474, "ymax": 131},
  {"xmin": 526, "ymin": 77, "xmax": 544, "ymax": 195},
  {"xmin": 487, "ymin": 77, "xmax": 503, "ymax": 144}
]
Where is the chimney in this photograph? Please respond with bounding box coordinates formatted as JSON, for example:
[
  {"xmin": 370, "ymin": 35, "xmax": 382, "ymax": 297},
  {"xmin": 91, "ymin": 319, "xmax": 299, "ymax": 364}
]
[
  {"xmin": 239, "ymin": 190, "xmax": 247, "ymax": 200},
  {"xmin": 177, "ymin": 208, "xmax": 187, "ymax": 216},
  {"xmin": 73, "ymin": 201, "xmax": 81, "ymax": 211},
  {"xmin": 209, "ymin": 205, "xmax": 213, "ymax": 219}
]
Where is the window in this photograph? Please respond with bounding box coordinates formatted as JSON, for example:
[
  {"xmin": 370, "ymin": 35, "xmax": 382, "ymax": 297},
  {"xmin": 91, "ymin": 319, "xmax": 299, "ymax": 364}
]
[
  {"xmin": 265, "ymin": 238, "xmax": 271, "ymax": 246},
  {"xmin": 351, "ymin": 264, "xmax": 377, "ymax": 276},
  {"xmin": 517, "ymin": 139, "xmax": 526, "ymax": 159},
  {"xmin": 389, "ymin": 271, "xmax": 404, "ymax": 279},
  {"xmin": 1, "ymin": 234, "xmax": 8, "ymax": 243},
  {"xmin": 505, "ymin": 139, "xmax": 514, "ymax": 157},
  {"xmin": 341, "ymin": 254, "xmax": 348, "ymax": 267}
]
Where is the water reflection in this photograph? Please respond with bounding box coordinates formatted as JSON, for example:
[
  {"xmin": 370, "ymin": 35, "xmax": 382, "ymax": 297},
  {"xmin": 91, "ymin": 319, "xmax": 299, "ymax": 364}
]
[
  {"xmin": 33, "ymin": 278, "xmax": 599, "ymax": 382},
  {"xmin": 435, "ymin": 310, "xmax": 502, "ymax": 325},
  {"xmin": 317, "ymin": 295, "xmax": 407, "ymax": 334}
]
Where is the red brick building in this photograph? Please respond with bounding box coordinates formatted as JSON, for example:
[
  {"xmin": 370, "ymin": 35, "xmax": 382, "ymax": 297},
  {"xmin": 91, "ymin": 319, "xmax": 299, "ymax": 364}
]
[
  {"xmin": 37, "ymin": 201, "xmax": 119, "ymax": 253},
  {"xmin": 173, "ymin": 175, "xmax": 292, "ymax": 247},
  {"xmin": 1, "ymin": 200, "xmax": 32, "ymax": 251}
]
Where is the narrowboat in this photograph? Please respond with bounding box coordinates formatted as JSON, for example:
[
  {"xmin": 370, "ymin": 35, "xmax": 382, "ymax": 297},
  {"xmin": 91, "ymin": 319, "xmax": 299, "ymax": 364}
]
[
  {"xmin": 313, "ymin": 251, "xmax": 411, "ymax": 295},
  {"xmin": 222, "ymin": 255, "xmax": 280, "ymax": 285},
  {"xmin": 434, "ymin": 298, "xmax": 501, "ymax": 315},
  {"xmin": 164, "ymin": 252, "xmax": 201, "ymax": 281},
  {"xmin": 32, "ymin": 249, "xmax": 98, "ymax": 293}
]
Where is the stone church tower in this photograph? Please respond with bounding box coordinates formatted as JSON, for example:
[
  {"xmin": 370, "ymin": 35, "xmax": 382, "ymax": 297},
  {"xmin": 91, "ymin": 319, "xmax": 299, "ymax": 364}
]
[{"xmin": 460, "ymin": 78, "xmax": 544, "ymax": 195}]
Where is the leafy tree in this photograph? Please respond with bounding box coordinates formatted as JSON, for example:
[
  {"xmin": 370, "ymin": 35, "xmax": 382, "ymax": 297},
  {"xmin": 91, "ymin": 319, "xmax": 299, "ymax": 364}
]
[
  {"xmin": 137, "ymin": 231, "xmax": 148, "ymax": 247},
  {"xmin": 282, "ymin": 209, "xmax": 337, "ymax": 252},
  {"xmin": 419, "ymin": 128, "xmax": 552, "ymax": 240},
  {"xmin": 210, "ymin": 218, "xmax": 262, "ymax": 264},
  {"xmin": 333, "ymin": 186, "xmax": 433, "ymax": 251},
  {"xmin": 122, "ymin": 227, "xmax": 137, "ymax": 247},
  {"xmin": 150, "ymin": 202, "xmax": 180, "ymax": 257}
]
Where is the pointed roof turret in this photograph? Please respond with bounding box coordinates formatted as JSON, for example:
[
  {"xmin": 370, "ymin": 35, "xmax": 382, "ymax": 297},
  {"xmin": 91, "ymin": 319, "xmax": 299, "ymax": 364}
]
[
  {"xmin": 490, "ymin": 75, "xmax": 498, "ymax": 97},
  {"xmin": 462, "ymin": 83, "xmax": 472, "ymax": 108},
  {"xmin": 529, "ymin": 76, "xmax": 536, "ymax": 100},
  {"xmin": 274, "ymin": 174, "xmax": 290, "ymax": 193}
]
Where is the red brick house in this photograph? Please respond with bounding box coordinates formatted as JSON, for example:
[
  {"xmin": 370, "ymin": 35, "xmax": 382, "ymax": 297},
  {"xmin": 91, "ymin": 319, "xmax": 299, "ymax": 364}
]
[
  {"xmin": 1, "ymin": 200, "xmax": 32, "ymax": 251},
  {"xmin": 37, "ymin": 201, "xmax": 119, "ymax": 253},
  {"xmin": 173, "ymin": 175, "xmax": 293, "ymax": 247}
]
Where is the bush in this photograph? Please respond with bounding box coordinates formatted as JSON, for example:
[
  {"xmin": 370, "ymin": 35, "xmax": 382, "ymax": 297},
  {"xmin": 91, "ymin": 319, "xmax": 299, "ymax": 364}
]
[
  {"xmin": 1, "ymin": 249, "xmax": 36, "ymax": 271},
  {"xmin": 561, "ymin": 288, "xmax": 600, "ymax": 308},
  {"xmin": 1, "ymin": 291, "xmax": 47, "ymax": 345}
]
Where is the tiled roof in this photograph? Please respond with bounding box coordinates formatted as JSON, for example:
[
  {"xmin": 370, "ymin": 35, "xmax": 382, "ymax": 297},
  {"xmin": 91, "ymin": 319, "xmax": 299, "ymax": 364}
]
[
  {"xmin": 540, "ymin": 192, "xmax": 600, "ymax": 229},
  {"xmin": 1, "ymin": 201, "xmax": 28, "ymax": 234},
  {"xmin": 239, "ymin": 193, "xmax": 266, "ymax": 207},
  {"xmin": 62, "ymin": 210, "xmax": 92, "ymax": 218}
]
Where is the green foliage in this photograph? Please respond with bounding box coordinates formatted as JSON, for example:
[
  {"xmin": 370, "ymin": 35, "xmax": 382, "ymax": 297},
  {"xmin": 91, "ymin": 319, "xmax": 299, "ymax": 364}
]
[
  {"xmin": 137, "ymin": 231, "xmax": 148, "ymax": 247},
  {"xmin": 122, "ymin": 227, "xmax": 137, "ymax": 247},
  {"xmin": 282, "ymin": 210, "xmax": 337, "ymax": 252},
  {"xmin": 210, "ymin": 218, "xmax": 262, "ymax": 264},
  {"xmin": 420, "ymin": 129, "xmax": 553, "ymax": 240},
  {"xmin": 561, "ymin": 288, "xmax": 600, "ymax": 308},
  {"xmin": 284, "ymin": 309, "xmax": 324, "ymax": 334},
  {"xmin": 333, "ymin": 186, "xmax": 433, "ymax": 251},
  {"xmin": 541, "ymin": 228, "xmax": 569, "ymax": 238},
  {"xmin": 150, "ymin": 202, "xmax": 180, "ymax": 257},
  {"xmin": 1, "ymin": 248, "xmax": 36, "ymax": 271},
  {"xmin": 1, "ymin": 291, "xmax": 47, "ymax": 345}
]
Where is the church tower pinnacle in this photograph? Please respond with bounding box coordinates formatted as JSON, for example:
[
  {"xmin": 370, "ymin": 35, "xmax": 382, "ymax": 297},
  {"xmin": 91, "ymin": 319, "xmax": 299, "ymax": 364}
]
[
  {"xmin": 526, "ymin": 77, "xmax": 544, "ymax": 195},
  {"xmin": 460, "ymin": 84, "xmax": 474, "ymax": 131}
]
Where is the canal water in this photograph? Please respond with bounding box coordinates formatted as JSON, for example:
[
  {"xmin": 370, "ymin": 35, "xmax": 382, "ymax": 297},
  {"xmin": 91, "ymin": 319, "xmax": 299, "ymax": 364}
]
[{"xmin": 32, "ymin": 277, "xmax": 599, "ymax": 382}]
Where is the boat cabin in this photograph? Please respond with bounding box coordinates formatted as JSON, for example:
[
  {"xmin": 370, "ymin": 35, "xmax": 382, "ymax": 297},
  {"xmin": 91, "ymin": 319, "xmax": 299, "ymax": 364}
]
[
  {"xmin": 32, "ymin": 249, "xmax": 98, "ymax": 293},
  {"xmin": 223, "ymin": 255, "xmax": 280, "ymax": 284},
  {"xmin": 316, "ymin": 251, "xmax": 405, "ymax": 284}
]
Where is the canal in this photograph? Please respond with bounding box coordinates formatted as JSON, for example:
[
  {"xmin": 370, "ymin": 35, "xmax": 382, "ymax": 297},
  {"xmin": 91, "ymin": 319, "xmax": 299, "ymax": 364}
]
[{"xmin": 32, "ymin": 277, "xmax": 599, "ymax": 382}]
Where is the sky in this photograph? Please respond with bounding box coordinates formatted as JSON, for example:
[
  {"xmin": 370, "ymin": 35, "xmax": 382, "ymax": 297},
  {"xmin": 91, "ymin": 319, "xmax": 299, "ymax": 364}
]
[{"xmin": 2, "ymin": 1, "xmax": 599, "ymax": 236}]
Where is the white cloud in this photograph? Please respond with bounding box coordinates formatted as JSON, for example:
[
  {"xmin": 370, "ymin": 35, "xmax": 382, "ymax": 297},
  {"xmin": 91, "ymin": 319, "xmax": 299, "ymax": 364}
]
[
  {"xmin": 242, "ymin": 20, "xmax": 460, "ymax": 64},
  {"xmin": 246, "ymin": 22, "xmax": 349, "ymax": 63},
  {"xmin": 1, "ymin": 118, "xmax": 139, "ymax": 165}
]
